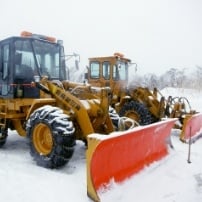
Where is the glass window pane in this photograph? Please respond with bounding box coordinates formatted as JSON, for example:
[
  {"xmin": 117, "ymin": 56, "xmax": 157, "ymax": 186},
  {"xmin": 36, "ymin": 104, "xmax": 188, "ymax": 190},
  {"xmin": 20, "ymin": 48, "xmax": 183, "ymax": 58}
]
[
  {"xmin": 3, "ymin": 44, "xmax": 9, "ymax": 79},
  {"xmin": 113, "ymin": 62, "xmax": 128, "ymax": 81},
  {"xmin": 102, "ymin": 61, "xmax": 110, "ymax": 80},
  {"xmin": 90, "ymin": 62, "xmax": 100, "ymax": 78}
]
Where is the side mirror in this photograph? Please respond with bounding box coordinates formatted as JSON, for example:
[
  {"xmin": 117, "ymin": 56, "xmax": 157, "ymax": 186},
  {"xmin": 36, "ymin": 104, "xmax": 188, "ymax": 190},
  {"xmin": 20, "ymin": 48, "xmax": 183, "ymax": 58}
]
[
  {"xmin": 75, "ymin": 59, "xmax": 79, "ymax": 70},
  {"xmin": 84, "ymin": 72, "xmax": 88, "ymax": 80}
]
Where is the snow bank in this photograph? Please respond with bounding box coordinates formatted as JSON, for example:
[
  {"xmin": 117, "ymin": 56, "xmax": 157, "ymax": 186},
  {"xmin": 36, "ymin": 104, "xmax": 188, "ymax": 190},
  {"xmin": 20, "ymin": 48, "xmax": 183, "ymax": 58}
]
[{"xmin": 0, "ymin": 87, "xmax": 202, "ymax": 202}]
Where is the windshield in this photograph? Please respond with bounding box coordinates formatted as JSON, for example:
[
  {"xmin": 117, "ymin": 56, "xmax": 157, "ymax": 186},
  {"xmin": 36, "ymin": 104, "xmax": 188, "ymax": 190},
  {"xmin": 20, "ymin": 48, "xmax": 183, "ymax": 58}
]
[{"xmin": 14, "ymin": 39, "xmax": 66, "ymax": 80}]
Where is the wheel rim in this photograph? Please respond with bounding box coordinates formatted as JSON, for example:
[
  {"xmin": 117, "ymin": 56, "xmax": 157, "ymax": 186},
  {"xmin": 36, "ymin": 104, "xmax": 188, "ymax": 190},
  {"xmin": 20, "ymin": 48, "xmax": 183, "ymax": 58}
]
[
  {"xmin": 32, "ymin": 123, "xmax": 53, "ymax": 155},
  {"xmin": 124, "ymin": 110, "xmax": 140, "ymax": 122}
]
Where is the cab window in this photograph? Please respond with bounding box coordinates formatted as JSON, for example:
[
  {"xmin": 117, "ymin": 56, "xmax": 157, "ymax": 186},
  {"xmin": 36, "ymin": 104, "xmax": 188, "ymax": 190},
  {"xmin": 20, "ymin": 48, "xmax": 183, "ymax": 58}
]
[
  {"xmin": 102, "ymin": 61, "xmax": 110, "ymax": 80},
  {"xmin": 113, "ymin": 62, "xmax": 128, "ymax": 81},
  {"xmin": 2, "ymin": 44, "xmax": 9, "ymax": 80},
  {"xmin": 90, "ymin": 61, "xmax": 100, "ymax": 78}
]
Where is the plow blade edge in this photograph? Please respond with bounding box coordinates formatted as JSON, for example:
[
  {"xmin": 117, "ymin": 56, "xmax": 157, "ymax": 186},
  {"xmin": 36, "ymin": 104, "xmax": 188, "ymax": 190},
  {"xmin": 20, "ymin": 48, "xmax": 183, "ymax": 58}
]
[
  {"xmin": 180, "ymin": 113, "xmax": 202, "ymax": 142},
  {"xmin": 86, "ymin": 118, "xmax": 176, "ymax": 201}
]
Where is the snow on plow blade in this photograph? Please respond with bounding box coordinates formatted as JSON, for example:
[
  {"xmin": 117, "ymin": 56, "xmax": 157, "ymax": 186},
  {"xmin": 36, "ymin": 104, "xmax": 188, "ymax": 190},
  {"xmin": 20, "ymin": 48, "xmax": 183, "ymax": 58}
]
[
  {"xmin": 180, "ymin": 113, "xmax": 202, "ymax": 143},
  {"xmin": 86, "ymin": 118, "xmax": 177, "ymax": 201}
]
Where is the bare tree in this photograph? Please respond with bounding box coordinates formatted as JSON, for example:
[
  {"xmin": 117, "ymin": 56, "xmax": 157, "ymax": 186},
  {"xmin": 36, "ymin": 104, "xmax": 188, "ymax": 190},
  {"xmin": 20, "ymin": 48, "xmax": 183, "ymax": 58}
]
[{"xmin": 142, "ymin": 73, "xmax": 159, "ymax": 89}]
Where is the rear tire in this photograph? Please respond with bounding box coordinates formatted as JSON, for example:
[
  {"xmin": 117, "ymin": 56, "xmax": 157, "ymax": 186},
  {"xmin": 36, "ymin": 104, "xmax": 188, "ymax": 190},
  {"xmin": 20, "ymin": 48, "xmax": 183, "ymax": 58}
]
[
  {"xmin": 26, "ymin": 105, "xmax": 75, "ymax": 168},
  {"xmin": 119, "ymin": 100, "xmax": 153, "ymax": 125}
]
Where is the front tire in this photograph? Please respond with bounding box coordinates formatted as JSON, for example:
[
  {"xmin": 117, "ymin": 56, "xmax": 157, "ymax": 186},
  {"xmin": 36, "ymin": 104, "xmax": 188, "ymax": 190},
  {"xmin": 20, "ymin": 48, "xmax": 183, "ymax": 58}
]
[
  {"xmin": 26, "ymin": 105, "xmax": 75, "ymax": 168},
  {"xmin": 119, "ymin": 101, "xmax": 153, "ymax": 125}
]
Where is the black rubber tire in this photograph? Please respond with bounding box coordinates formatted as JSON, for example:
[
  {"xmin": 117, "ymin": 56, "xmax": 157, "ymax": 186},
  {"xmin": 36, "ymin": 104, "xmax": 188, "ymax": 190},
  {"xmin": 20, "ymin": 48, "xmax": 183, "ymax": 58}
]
[
  {"xmin": 26, "ymin": 105, "xmax": 76, "ymax": 168},
  {"xmin": 0, "ymin": 128, "xmax": 7, "ymax": 147},
  {"xmin": 119, "ymin": 100, "xmax": 153, "ymax": 125}
]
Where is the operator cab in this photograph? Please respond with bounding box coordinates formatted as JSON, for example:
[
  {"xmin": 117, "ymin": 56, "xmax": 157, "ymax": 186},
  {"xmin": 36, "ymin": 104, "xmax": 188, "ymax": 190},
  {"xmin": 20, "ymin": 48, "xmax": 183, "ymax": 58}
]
[
  {"xmin": 0, "ymin": 31, "xmax": 66, "ymax": 98},
  {"xmin": 87, "ymin": 53, "xmax": 131, "ymax": 92}
]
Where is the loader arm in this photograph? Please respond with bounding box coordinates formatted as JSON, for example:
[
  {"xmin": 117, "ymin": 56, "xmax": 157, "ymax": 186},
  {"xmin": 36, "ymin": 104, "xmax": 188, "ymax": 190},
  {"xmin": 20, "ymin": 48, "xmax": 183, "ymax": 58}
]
[
  {"xmin": 46, "ymin": 80, "xmax": 95, "ymax": 137},
  {"xmin": 37, "ymin": 79, "xmax": 114, "ymax": 137}
]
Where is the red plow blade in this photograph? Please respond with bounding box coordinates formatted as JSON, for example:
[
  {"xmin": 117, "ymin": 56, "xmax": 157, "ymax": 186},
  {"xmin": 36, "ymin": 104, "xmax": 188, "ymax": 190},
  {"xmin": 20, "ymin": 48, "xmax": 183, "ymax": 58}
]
[
  {"xmin": 180, "ymin": 113, "xmax": 202, "ymax": 142},
  {"xmin": 86, "ymin": 118, "xmax": 176, "ymax": 201}
]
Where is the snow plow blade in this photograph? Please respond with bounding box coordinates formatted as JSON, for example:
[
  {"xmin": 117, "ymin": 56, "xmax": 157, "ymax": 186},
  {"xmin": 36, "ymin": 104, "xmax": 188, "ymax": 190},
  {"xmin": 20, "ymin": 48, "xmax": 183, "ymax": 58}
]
[
  {"xmin": 86, "ymin": 118, "xmax": 177, "ymax": 202},
  {"xmin": 180, "ymin": 113, "xmax": 202, "ymax": 143}
]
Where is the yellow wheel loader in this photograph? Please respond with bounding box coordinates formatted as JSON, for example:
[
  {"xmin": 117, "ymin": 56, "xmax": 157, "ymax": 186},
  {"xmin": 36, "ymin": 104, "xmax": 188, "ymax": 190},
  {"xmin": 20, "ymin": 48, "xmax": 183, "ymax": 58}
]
[
  {"xmin": 0, "ymin": 31, "xmax": 121, "ymax": 168},
  {"xmin": 86, "ymin": 53, "xmax": 202, "ymax": 142}
]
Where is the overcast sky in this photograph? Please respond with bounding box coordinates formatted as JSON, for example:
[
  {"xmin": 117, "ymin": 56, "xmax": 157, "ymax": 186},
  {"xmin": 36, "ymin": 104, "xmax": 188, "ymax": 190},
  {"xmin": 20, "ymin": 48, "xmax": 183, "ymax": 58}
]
[{"xmin": 1, "ymin": 0, "xmax": 202, "ymax": 75}]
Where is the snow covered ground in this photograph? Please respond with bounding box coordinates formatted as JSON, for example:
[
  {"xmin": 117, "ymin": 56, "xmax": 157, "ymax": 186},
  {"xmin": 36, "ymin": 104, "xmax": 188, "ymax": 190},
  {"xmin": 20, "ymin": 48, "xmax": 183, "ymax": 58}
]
[{"xmin": 0, "ymin": 88, "xmax": 202, "ymax": 202}]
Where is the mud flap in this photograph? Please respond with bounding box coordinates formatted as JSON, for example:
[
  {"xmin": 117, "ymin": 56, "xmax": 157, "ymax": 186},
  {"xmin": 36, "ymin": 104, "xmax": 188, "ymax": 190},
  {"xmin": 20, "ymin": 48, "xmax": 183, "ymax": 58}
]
[
  {"xmin": 86, "ymin": 118, "xmax": 177, "ymax": 201},
  {"xmin": 180, "ymin": 113, "xmax": 202, "ymax": 143}
]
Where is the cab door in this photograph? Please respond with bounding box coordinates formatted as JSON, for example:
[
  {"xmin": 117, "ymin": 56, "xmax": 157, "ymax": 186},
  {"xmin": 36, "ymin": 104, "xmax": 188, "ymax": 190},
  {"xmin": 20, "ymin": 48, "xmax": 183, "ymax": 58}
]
[{"xmin": 0, "ymin": 41, "xmax": 13, "ymax": 97}]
